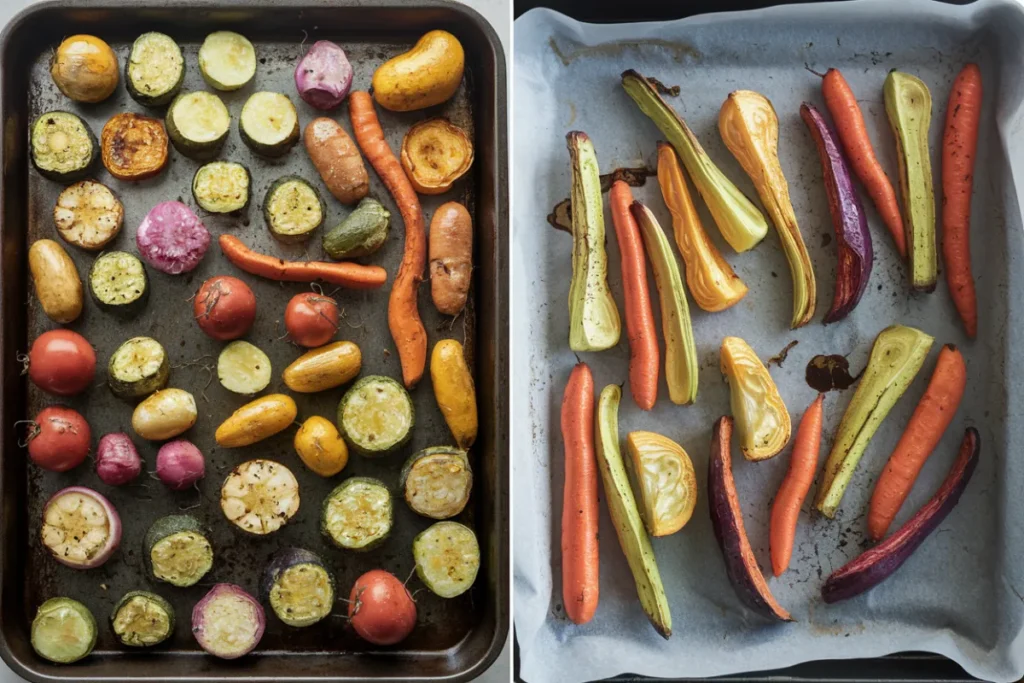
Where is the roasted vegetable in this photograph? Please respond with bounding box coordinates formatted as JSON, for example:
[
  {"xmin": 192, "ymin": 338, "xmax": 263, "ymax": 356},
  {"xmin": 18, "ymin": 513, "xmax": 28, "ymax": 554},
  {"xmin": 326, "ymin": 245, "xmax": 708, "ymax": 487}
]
[
  {"xmin": 29, "ymin": 238, "xmax": 82, "ymax": 323},
  {"xmin": 720, "ymin": 90, "xmax": 816, "ymax": 327},
  {"xmin": 720, "ymin": 336, "xmax": 791, "ymax": 461},
  {"xmin": 107, "ymin": 336, "xmax": 168, "ymax": 399},
  {"xmin": 401, "ymin": 118, "xmax": 474, "ymax": 194},
  {"xmin": 217, "ymin": 341, "xmax": 272, "ymax": 395},
  {"xmin": 337, "ymin": 375, "xmax": 414, "ymax": 456},
  {"xmin": 41, "ymin": 486, "xmax": 121, "ymax": 569},
  {"xmin": 30, "ymin": 111, "xmax": 97, "ymax": 182},
  {"xmin": 631, "ymin": 201, "xmax": 699, "ymax": 405},
  {"xmin": 566, "ymin": 131, "xmax": 621, "ymax": 352},
  {"xmin": 25, "ymin": 406, "xmax": 91, "ymax": 472},
  {"xmin": 54, "ymin": 180, "xmax": 123, "ymax": 250},
  {"xmin": 657, "ymin": 142, "xmax": 746, "ymax": 312},
  {"xmin": 192, "ymin": 584, "xmax": 265, "ymax": 659},
  {"xmin": 261, "ymin": 548, "xmax": 335, "ymax": 628},
  {"xmin": 28, "ymin": 328, "xmax": 96, "ymax": 396},
  {"xmin": 156, "ymin": 439, "xmax": 206, "ymax": 490},
  {"xmin": 89, "ymin": 251, "xmax": 148, "ymax": 315},
  {"xmin": 95, "ymin": 433, "xmax": 142, "ymax": 486},
  {"xmin": 430, "ymin": 339, "xmax": 478, "ymax": 449},
  {"xmin": 145, "ymin": 514, "xmax": 213, "ymax": 587},
  {"xmin": 294, "ymin": 416, "xmax": 348, "ymax": 477},
  {"xmin": 823, "ymin": 428, "xmax": 979, "ymax": 603},
  {"xmin": 885, "ymin": 70, "xmax": 936, "ymax": 292},
  {"xmin": 372, "ymin": 30, "xmax": 464, "ymax": 112},
  {"xmin": 282, "ymin": 341, "xmax": 361, "ymax": 394},
  {"xmin": 240, "ymin": 91, "xmax": 300, "ymax": 157},
  {"xmin": 815, "ymin": 325, "xmax": 934, "ymax": 517},
  {"xmin": 192, "ymin": 161, "xmax": 250, "ymax": 213},
  {"xmin": 621, "ymin": 70, "xmax": 767, "ymax": 251},
  {"xmin": 263, "ymin": 176, "xmax": 325, "ymax": 243},
  {"xmin": 413, "ymin": 521, "xmax": 480, "ymax": 598},
  {"xmin": 101, "ymin": 113, "xmax": 169, "ymax": 181},
  {"xmin": 125, "ymin": 32, "xmax": 185, "ymax": 106},
  {"xmin": 220, "ymin": 459, "xmax": 300, "ymax": 535},
  {"xmin": 295, "ymin": 41, "xmax": 353, "ymax": 110},
  {"xmin": 321, "ymin": 477, "xmax": 392, "ymax": 550},
  {"xmin": 136, "ymin": 201, "xmax": 210, "ymax": 275},
  {"xmin": 31, "ymin": 598, "xmax": 97, "ymax": 664},
  {"xmin": 708, "ymin": 416, "xmax": 792, "ymax": 621},
  {"xmin": 198, "ymin": 31, "xmax": 256, "ymax": 91},
  {"xmin": 219, "ymin": 234, "xmax": 387, "ymax": 288},
  {"xmin": 429, "ymin": 201, "xmax": 473, "ymax": 316},
  {"xmin": 215, "ymin": 394, "xmax": 297, "ymax": 448},
  {"xmin": 595, "ymin": 385, "xmax": 672, "ymax": 638},
  {"xmin": 110, "ymin": 591, "xmax": 174, "ymax": 647},
  {"xmin": 322, "ymin": 197, "xmax": 390, "ymax": 260},
  {"xmin": 400, "ymin": 447, "xmax": 472, "ymax": 519},
  {"xmin": 132, "ymin": 388, "xmax": 197, "ymax": 441},
  {"xmin": 304, "ymin": 117, "xmax": 369, "ymax": 205},
  {"xmin": 165, "ymin": 91, "xmax": 231, "ymax": 160},
  {"xmin": 51, "ymin": 35, "xmax": 118, "ymax": 103},
  {"xmin": 348, "ymin": 570, "xmax": 416, "ymax": 645},
  {"xmin": 193, "ymin": 275, "xmax": 256, "ymax": 341},
  {"xmin": 284, "ymin": 293, "xmax": 340, "ymax": 347},
  {"xmin": 625, "ymin": 430, "xmax": 697, "ymax": 537}
]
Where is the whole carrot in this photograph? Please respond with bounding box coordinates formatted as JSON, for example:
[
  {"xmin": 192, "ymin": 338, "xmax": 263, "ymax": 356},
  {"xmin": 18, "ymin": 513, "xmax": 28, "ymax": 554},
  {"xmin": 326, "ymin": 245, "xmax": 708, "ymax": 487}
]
[
  {"xmin": 942, "ymin": 63, "xmax": 982, "ymax": 338},
  {"xmin": 561, "ymin": 362, "xmax": 599, "ymax": 624},
  {"xmin": 608, "ymin": 181, "xmax": 659, "ymax": 410},
  {"xmin": 219, "ymin": 235, "xmax": 387, "ymax": 289},
  {"xmin": 769, "ymin": 393, "xmax": 824, "ymax": 576},
  {"xmin": 350, "ymin": 91, "xmax": 427, "ymax": 388},
  {"xmin": 867, "ymin": 344, "xmax": 967, "ymax": 540},
  {"xmin": 820, "ymin": 68, "xmax": 906, "ymax": 258}
]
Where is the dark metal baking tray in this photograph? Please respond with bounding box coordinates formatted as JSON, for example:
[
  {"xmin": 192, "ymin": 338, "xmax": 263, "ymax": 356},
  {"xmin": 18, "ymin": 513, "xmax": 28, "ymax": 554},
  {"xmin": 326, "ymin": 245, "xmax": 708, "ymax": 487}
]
[{"xmin": 0, "ymin": 1, "xmax": 507, "ymax": 681}]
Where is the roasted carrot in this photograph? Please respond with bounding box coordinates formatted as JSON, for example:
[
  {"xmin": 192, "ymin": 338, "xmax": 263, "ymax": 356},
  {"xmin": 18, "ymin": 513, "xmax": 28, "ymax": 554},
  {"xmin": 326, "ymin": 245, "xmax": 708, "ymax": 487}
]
[
  {"xmin": 820, "ymin": 68, "xmax": 906, "ymax": 258},
  {"xmin": 561, "ymin": 361, "xmax": 599, "ymax": 624},
  {"xmin": 609, "ymin": 181, "xmax": 659, "ymax": 410},
  {"xmin": 867, "ymin": 343, "xmax": 967, "ymax": 540},
  {"xmin": 942, "ymin": 63, "xmax": 982, "ymax": 338},
  {"xmin": 769, "ymin": 393, "xmax": 824, "ymax": 576},
  {"xmin": 219, "ymin": 235, "xmax": 387, "ymax": 289},
  {"xmin": 349, "ymin": 90, "xmax": 427, "ymax": 388}
]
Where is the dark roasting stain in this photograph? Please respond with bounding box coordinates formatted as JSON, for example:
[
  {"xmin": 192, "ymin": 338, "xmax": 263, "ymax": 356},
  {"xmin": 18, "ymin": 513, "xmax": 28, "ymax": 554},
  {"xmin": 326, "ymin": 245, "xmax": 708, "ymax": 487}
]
[
  {"xmin": 549, "ymin": 166, "xmax": 657, "ymax": 233},
  {"xmin": 646, "ymin": 76, "xmax": 680, "ymax": 97},
  {"xmin": 767, "ymin": 340, "xmax": 799, "ymax": 368},
  {"xmin": 806, "ymin": 354, "xmax": 861, "ymax": 392},
  {"xmin": 821, "ymin": 232, "xmax": 833, "ymax": 248},
  {"xmin": 546, "ymin": 199, "xmax": 572, "ymax": 233}
]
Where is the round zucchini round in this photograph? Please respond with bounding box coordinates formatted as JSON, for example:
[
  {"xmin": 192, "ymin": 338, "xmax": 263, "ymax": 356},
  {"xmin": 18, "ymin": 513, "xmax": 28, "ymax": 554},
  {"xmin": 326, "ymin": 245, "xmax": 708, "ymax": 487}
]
[
  {"xmin": 261, "ymin": 548, "xmax": 334, "ymax": 628},
  {"xmin": 31, "ymin": 597, "xmax": 97, "ymax": 664},
  {"xmin": 166, "ymin": 91, "xmax": 231, "ymax": 160},
  {"xmin": 126, "ymin": 32, "xmax": 185, "ymax": 107},
  {"xmin": 240, "ymin": 92, "xmax": 299, "ymax": 157},
  {"xmin": 412, "ymin": 521, "xmax": 480, "ymax": 599},
  {"xmin": 192, "ymin": 161, "xmax": 250, "ymax": 214},
  {"xmin": 144, "ymin": 514, "xmax": 214, "ymax": 588},
  {"xmin": 263, "ymin": 176, "xmax": 324, "ymax": 243},
  {"xmin": 110, "ymin": 590, "xmax": 175, "ymax": 647},
  {"xmin": 401, "ymin": 446, "xmax": 473, "ymax": 519},
  {"xmin": 321, "ymin": 477, "xmax": 392, "ymax": 551},
  {"xmin": 108, "ymin": 336, "xmax": 169, "ymax": 400},
  {"xmin": 198, "ymin": 31, "xmax": 256, "ymax": 91},
  {"xmin": 217, "ymin": 341, "xmax": 271, "ymax": 395},
  {"xmin": 90, "ymin": 251, "xmax": 149, "ymax": 315},
  {"xmin": 337, "ymin": 375, "xmax": 414, "ymax": 456},
  {"xmin": 30, "ymin": 111, "xmax": 97, "ymax": 182}
]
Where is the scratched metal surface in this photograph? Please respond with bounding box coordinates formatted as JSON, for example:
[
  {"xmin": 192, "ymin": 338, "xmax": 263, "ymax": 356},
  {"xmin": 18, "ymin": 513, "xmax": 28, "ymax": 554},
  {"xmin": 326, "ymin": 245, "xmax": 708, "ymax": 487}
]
[{"xmin": 512, "ymin": 1, "xmax": 1024, "ymax": 682}]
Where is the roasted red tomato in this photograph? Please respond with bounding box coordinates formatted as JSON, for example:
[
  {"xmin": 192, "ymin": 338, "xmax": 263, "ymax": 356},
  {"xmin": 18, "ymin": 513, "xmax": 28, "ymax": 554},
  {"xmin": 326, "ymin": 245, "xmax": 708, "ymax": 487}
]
[
  {"xmin": 285, "ymin": 292, "xmax": 339, "ymax": 347},
  {"xmin": 194, "ymin": 276, "xmax": 256, "ymax": 341},
  {"xmin": 26, "ymin": 406, "xmax": 91, "ymax": 472},
  {"xmin": 28, "ymin": 329, "xmax": 96, "ymax": 396},
  {"xmin": 348, "ymin": 569, "xmax": 416, "ymax": 646}
]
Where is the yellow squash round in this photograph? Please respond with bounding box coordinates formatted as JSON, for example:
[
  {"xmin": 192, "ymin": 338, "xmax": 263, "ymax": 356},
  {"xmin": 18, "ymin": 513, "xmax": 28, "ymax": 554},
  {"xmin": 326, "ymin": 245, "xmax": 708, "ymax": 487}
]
[
  {"xmin": 282, "ymin": 341, "xmax": 361, "ymax": 393},
  {"xmin": 294, "ymin": 416, "xmax": 348, "ymax": 477},
  {"xmin": 215, "ymin": 394, "xmax": 297, "ymax": 448},
  {"xmin": 371, "ymin": 30, "xmax": 464, "ymax": 112},
  {"xmin": 429, "ymin": 339, "xmax": 477, "ymax": 449}
]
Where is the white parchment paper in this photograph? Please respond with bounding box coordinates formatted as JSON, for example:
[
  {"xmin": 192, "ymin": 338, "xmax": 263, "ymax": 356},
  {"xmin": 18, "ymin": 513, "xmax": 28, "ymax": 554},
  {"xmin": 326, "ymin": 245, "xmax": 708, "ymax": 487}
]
[{"xmin": 512, "ymin": 1, "xmax": 1024, "ymax": 681}]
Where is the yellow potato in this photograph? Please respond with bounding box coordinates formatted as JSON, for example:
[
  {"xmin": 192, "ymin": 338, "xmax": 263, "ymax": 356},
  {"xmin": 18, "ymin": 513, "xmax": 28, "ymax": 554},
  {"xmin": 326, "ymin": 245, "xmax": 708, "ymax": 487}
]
[
  {"xmin": 371, "ymin": 30, "xmax": 464, "ymax": 112},
  {"xmin": 132, "ymin": 388, "xmax": 197, "ymax": 441},
  {"xmin": 29, "ymin": 239, "xmax": 82, "ymax": 324},
  {"xmin": 215, "ymin": 394, "xmax": 297, "ymax": 448},
  {"xmin": 429, "ymin": 339, "xmax": 477, "ymax": 449},
  {"xmin": 282, "ymin": 341, "xmax": 361, "ymax": 393},
  {"xmin": 294, "ymin": 416, "xmax": 348, "ymax": 477}
]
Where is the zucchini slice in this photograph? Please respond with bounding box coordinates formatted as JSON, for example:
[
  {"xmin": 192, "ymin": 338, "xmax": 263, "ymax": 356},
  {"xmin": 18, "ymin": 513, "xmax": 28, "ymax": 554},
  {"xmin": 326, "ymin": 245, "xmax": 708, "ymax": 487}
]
[
  {"xmin": 400, "ymin": 447, "xmax": 472, "ymax": 519},
  {"xmin": 166, "ymin": 91, "xmax": 230, "ymax": 160},
  {"xmin": 53, "ymin": 180, "xmax": 123, "ymax": 251},
  {"xmin": 192, "ymin": 161, "xmax": 250, "ymax": 213},
  {"xmin": 126, "ymin": 32, "xmax": 185, "ymax": 106},
  {"xmin": 321, "ymin": 477, "xmax": 392, "ymax": 550},
  {"xmin": 31, "ymin": 597, "xmax": 97, "ymax": 664},
  {"xmin": 217, "ymin": 341, "xmax": 271, "ymax": 395},
  {"xmin": 413, "ymin": 521, "xmax": 480, "ymax": 599},
  {"xmin": 221, "ymin": 459, "xmax": 300, "ymax": 536},
  {"xmin": 262, "ymin": 548, "xmax": 334, "ymax": 628},
  {"xmin": 240, "ymin": 92, "xmax": 300, "ymax": 157},
  {"xmin": 198, "ymin": 31, "xmax": 256, "ymax": 91},
  {"xmin": 263, "ymin": 176, "xmax": 324, "ymax": 242},
  {"xmin": 108, "ymin": 336, "xmax": 169, "ymax": 399},
  {"xmin": 89, "ymin": 251, "xmax": 149, "ymax": 315},
  {"xmin": 111, "ymin": 591, "xmax": 175, "ymax": 647},
  {"xmin": 337, "ymin": 375, "xmax": 414, "ymax": 456},
  {"xmin": 30, "ymin": 111, "xmax": 97, "ymax": 182},
  {"xmin": 145, "ymin": 514, "xmax": 214, "ymax": 587}
]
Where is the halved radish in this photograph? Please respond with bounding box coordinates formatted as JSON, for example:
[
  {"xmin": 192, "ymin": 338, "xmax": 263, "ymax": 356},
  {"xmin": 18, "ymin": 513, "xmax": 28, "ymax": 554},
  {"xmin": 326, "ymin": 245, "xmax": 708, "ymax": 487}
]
[{"xmin": 41, "ymin": 486, "xmax": 121, "ymax": 569}]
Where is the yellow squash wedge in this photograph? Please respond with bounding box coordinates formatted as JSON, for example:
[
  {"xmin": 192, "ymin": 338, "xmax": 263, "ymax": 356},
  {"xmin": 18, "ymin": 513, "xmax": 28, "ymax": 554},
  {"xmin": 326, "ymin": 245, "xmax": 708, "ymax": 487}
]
[
  {"xmin": 215, "ymin": 394, "xmax": 297, "ymax": 448},
  {"xmin": 294, "ymin": 416, "xmax": 348, "ymax": 477},
  {"xmin": 282, "ymin": 341, "xmax": 361, "ymax": 393},
  {"xmin": 430, "ymin": 339, "xmax": 478, "ymax": 449},
  {"xmin": 625, "ymin": 430, "xmax": 697, "ymax": 537},
  {"xmin": 720, "ymin": 336, "xmax": 791, "ymax": 461},
  {"xmin": 372, "ymin": 30, "xmax": 464, "ymax": 112}
]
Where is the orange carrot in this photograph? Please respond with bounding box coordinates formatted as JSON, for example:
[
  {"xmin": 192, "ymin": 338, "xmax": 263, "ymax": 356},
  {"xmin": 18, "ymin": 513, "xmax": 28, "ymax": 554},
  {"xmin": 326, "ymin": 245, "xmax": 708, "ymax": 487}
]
[
  {"xmin": 561, "ymin": 361, "xmax": 599, "ymax": 624},
  {"xmin": 867, "ymin": 344, "xmax": 967, "ymax": 540},
  {"xmin": 820, "ymin": 68, "xmax": 906, "ymax": 258},
  {"xmin": 349, "ymin": 91, "xmax": 427, "ymax": 388},
  {"xmin": 942, "ymin": 64, "xmax": 982, "ymax": 338},
  {"xmin": 219, "ymin": 235, "xmax": 387, "ymax": 289},
  {"xmin": 769, "ymin": 393, "xmax": 824, "ymax": 576},
  {"xmin": 608, "ymin": 181, "xmax": 659, "ymax": 410}
]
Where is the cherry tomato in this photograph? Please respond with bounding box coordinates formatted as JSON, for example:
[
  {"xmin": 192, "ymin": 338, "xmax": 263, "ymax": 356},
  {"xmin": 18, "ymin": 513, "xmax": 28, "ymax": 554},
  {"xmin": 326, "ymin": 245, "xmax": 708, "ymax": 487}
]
[
  {"xmin": 348, "ymin": 569, "xmax": 417, "ymax": 646},
  {"xmin": 285, "ymin": 293, "xmax": 339, "ymax": 347},
  {"xmin": 194, "ymin": 276, "xmax": 256, "ymax": 341},
  {"xmin": 26, "ymin": 406, "xmax": 91, "ymax": 472},
  {"xmin": 28, "ymin": 329, "xmax": 96, "ymax": 396}
]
